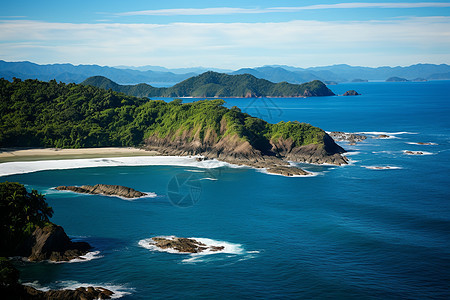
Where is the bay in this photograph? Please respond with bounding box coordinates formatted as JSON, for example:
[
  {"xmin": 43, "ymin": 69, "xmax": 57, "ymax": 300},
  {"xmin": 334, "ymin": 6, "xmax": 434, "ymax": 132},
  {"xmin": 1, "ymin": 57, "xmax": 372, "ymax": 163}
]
[{"xmin": 3, "ymin": 81, "xmax": 450, "ymax": 299}]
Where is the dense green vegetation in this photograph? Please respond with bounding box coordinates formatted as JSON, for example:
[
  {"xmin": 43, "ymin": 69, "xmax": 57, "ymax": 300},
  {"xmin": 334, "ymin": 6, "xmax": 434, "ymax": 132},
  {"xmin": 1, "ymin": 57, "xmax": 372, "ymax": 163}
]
[
  {"xmin": 0, "ymin": 78, "xmax": 329, "ymax": 150},
  {"xmin": 82, "ymin": 71, "xmax": 335, "ymax": 98},
  {"xmin": 0, "ymin": 182, "xmax": 53, "ymax": 256}
]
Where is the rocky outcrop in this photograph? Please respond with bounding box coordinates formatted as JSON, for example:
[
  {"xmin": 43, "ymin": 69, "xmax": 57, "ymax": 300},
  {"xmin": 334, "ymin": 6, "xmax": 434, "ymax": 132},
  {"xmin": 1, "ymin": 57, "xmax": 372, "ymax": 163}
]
[
  {"xmin": 343, "ymin": 90, "xmax": 360, "ymax": 96},
  {"xmin": 266, "ymin": 166, "xmax": 309, "ymax": 176},
  {"xmin": 373, "ymin": 134, "xmax": 390, "ymax": 139},
  {"xmin": 55, "ymin": 184, "xmax": 145, "ymax": 198},
  {"xmin": 404, "ymin": 150, "xmax": 424, "ymax": 155},
  {"xmin": 151, "ymin": 237, "xmax": 224, "ymax": 253},
  {"xmin": 145, "ymin": 129, "xmax": 347, "ymax": 176},
  {"xmin": 3, "ymin": 284, "xmax": 114, "ymax": 300},
  {"xmin": 328, "ymin": 131, "xmax": 367, "ymax": 145},
  {"xmin": 19, "ymin": 224, "xmax": 91, "ymax": 262}
]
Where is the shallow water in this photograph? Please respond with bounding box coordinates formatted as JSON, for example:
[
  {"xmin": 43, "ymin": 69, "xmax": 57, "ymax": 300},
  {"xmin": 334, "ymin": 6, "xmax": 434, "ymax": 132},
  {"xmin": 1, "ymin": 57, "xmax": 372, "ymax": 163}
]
[{"xmin": 2, "ymin": 81, "xmax": 450, "ymax": 299}]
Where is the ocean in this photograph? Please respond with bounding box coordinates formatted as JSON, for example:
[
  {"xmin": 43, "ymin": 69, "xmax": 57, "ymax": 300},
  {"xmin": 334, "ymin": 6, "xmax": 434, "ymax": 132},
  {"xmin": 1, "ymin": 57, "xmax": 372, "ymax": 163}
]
[{"xmin": 2, "ymin": 81, "xmax": 450, "ymax": 299}]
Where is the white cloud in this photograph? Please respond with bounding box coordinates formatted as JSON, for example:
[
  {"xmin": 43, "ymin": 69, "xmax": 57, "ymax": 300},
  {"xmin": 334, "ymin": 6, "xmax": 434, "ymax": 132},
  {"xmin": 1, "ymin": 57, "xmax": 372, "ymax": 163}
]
[
  {"xmin": 116, "ymin": 3, "xmax": 450, "ymax": 16},
  {"xmin": 0, "ymin": 17, "xmax": 449, "ymax": 68}
]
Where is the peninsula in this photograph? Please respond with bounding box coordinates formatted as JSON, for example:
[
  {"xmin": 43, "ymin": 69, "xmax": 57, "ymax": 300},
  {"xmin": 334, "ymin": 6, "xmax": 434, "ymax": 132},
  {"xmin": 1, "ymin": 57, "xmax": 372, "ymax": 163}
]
[{"xmin": 0, "ymin": 78, "xmax": 346, "ymax": 176}]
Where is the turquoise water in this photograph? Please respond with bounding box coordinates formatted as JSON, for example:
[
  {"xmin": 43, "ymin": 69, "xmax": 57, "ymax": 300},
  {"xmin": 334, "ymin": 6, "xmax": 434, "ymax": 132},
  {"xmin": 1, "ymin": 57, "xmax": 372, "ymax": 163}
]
[{"xmin": 3, "ymin": 81, "xmax": 450, "ymax": 299}]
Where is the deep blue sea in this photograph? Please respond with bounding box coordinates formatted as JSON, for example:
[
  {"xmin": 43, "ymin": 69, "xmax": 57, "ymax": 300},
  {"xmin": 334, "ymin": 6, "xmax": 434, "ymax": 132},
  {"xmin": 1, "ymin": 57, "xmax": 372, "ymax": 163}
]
[{"xmin": 2, "ymin": 81, "xmax": 450, "ymax": 299}]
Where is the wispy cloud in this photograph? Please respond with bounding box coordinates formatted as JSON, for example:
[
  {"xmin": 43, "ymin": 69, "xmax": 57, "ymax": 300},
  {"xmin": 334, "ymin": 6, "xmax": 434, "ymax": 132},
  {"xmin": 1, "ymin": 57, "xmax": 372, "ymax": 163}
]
[
  {"xmin": 116, "ymin": 3, "xmax": 450, "ymax": 16},
  {"xmin": 0, "ymin": 17, "xmax": 449, "ymax": 67}
]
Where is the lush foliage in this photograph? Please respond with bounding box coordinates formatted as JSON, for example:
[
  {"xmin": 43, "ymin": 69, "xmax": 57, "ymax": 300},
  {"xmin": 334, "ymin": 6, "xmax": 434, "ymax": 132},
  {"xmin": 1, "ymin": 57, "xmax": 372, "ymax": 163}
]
[
  {"xmin": 0, "ymin": 257, "xmax": 19, "ymax": 288},
  {"xmin": 0, "ymin": 182, "xmax": 53, "ymax": 256},
  {"xmin": 0, "ymin": 78, "xmax": 328, "ymax": 150},
  {"xmin": 82, "ymin": 72, "xmax": 335, "ymax": 98},
  {"xmin": 0, "ymin": 78, "xmax": 147, "ymax": 147}
]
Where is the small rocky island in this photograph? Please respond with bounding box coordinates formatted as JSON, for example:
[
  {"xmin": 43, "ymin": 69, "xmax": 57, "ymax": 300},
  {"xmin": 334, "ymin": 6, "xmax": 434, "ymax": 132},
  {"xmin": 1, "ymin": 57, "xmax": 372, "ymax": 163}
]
[
  {"xmin": 343, "ymin": 90, "xmax": 360, "ymax": 96},
  {"xmin": 328, "ymin": 132, "xmax": 367, "ymax": 145},
  {"xmin": 55, "ymin": 184, "xmax": 145, "ymax": 198},
  {"xmin": 150, "ymin": 237, "xmax": 224, "ymax": 253},
  {"xmin": 404, "ymin": 150, "xmax": 425, "ymax": 155}
]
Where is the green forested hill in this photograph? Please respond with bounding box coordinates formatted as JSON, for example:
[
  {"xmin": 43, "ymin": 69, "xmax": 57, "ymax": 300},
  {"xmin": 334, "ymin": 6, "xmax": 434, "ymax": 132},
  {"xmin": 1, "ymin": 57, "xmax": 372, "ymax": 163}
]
[
  {"xmin": 0, "ymin": 78, "xmax": 329, "ymax": 151},
  {"xmin": 82, "ymin": 71, "xmax": 335, "ymax": 98}
]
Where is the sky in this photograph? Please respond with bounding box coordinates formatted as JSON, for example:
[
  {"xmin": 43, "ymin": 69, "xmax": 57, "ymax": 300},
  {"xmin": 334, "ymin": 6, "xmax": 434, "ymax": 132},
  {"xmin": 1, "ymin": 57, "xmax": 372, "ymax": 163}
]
[{"xmin": 1, "ymin": 0, "xmax": 450, "ymax": 69}]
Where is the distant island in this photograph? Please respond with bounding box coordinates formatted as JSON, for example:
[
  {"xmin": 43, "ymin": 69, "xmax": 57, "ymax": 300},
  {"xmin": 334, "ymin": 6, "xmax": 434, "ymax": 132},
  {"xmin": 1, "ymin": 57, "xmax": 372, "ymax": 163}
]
[
  {"xmin": 81, "ymin": 72, "xmax": 335, "ymax": 98},
  {"xmin": 0, "ymin": 78, "xmax": 347, "ymax": 175},
  {"xmin": 386, "ymin": 76, "xmax": 409, "ymax": 82}
]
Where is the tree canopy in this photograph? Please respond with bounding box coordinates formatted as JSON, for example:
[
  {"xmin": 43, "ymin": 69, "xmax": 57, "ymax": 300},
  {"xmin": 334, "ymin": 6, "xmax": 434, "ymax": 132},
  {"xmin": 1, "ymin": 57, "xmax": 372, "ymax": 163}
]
[
  {"xmin": 0, "ymin": 182, "xmax": 53, "ymax": 256},
  {"xmin": 0, "ymin": 78, "xmax": 327, "ymax": 151}
]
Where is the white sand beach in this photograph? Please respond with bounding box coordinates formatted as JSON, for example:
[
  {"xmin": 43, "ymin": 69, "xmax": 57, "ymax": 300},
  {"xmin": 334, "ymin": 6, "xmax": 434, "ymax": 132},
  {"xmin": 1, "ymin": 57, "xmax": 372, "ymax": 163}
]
[{"xmin": 0, "ymin": 147, "xmax": 159, "ymax": 163}]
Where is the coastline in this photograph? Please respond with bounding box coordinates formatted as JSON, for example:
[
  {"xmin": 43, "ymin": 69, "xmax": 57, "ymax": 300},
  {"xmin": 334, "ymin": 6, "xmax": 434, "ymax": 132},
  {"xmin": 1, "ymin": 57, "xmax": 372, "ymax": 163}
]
[
  {"xmin": 0, "ymin": 147, "xmax": 159, "ymax": 163},
  {"xmin": 0, "ymin": 147, "xmax": 340, "ymax": 177},
  {"xmin": 0, "ymin": 154, "xmax": 231, "ymax": 177}
]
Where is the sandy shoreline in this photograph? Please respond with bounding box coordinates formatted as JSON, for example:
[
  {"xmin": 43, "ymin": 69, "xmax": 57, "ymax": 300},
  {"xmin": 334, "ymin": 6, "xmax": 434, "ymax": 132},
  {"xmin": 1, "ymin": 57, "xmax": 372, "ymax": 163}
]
[{"xmin": 0, "ymin": 147, "xmax": 160, "ymax": 163}]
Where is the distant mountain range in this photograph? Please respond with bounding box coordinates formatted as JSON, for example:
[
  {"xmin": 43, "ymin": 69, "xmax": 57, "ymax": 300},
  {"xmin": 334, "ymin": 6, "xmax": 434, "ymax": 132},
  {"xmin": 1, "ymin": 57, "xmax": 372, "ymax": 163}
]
[
  {"xmin": 81, "ymin": 72, "xmax": 334, "ymax": 98},
  {"xmin": 1, "ymin": 60, "xmax": 449, "ymax": 86},
  {"xmin": 0, "ymin": 60, "xmax": 194, "ymax": 86}
]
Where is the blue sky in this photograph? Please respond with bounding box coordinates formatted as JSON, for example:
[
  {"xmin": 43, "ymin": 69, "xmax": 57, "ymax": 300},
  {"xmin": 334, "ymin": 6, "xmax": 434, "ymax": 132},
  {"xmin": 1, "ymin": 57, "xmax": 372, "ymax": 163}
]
[{"xmin": 1, "ymin": 0, "xmax": 449, "ymax": 68}]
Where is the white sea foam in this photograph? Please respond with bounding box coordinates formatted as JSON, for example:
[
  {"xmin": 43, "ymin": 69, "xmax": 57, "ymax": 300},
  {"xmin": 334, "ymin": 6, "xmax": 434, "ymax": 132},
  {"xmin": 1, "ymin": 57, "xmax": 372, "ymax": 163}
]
[
  {"xmin": 356, "ymin": 131, "xmax": 418, "ymax": 136},
  {"xmin": 50, "ymin": 251, "xmax": 103, "ymax": 264},
  {"xmin": 257, "ymin": 168, "xmax": 318, "ymax": 177},
  {"xmin": 138, "ymin": 236, "xmax": 254, "ymax": 263},
  {"xmin": 344, "ymin": 151, "xmax": 360, "ymax": 156},
  {"xmin": 372, "ymin": 151, "xmax": 395, "ymax": 154},
  {"xmin": 22, "ymin": 280, "xmax": 133, "ymax": 299},
  {"xmin": 0, "ymin": 156, "xmax": 230, "ymax": 177},
  {"xmin": 406, "ymin": 142, "xmax": 438, "ymax": 145},
  {"xmin": 362, "ymin": 166, "xmax": 403, "ymax": 170}
]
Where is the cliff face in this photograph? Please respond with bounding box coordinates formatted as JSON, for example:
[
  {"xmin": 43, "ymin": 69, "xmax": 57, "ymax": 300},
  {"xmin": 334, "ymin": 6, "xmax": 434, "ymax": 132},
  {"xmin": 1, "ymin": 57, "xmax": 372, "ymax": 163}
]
[
  {"xmin": 145, "ymin": 122, "xmax": 347, "ymax": 173},
  {"xmin": 269, "ymin": 134, "xmax": 347, "ymax": 165},
  {"xmin": 18, "ymin": 224, "xmax": 91, "ymax": 262}
]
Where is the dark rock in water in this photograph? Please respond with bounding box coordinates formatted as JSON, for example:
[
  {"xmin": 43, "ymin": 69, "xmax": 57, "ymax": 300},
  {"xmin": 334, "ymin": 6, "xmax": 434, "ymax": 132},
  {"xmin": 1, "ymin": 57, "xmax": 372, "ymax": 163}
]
[
  {"xmin": 328, "ymin": 132, "xmax": 367, "ymax": 145},
  {"xmin": 373, "ymin": 134, "xmax": 390, "ymax": 139},
  {"xmin": 19, "ymin": 224, "xmax": 91, "ymax": 262},
  {"xmin": 343, "ymin": 90, "xmax": 360, "ymax": 96},
  {"xmin": 151, "ymin": 237, "xmax": 224, "ymax": 253},
  {"xmin": 266, "ymin": 166, "xmax": 309, "ymax": 176},
  {"xmin": 16, "ymin": 285, "xmax": 114, "ymax": 299},
  {"xmin": 404, "ymin": 150, "xmax": 424, "ymax": 155},
  {"xmin": 55, "ymin": 184, "xmax": 145, "ymax": 198}
]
